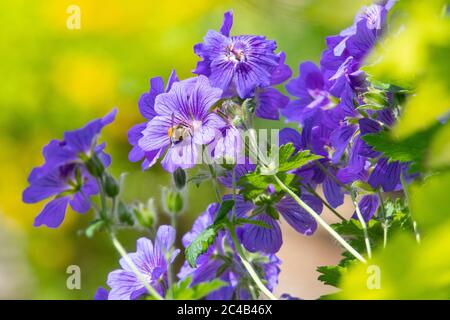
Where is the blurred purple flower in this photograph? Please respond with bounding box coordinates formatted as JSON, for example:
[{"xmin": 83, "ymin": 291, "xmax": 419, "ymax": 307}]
[
  {"xmin": 352, "ymin": 194, "xmax": 379, "ymax": 222},
  {"xmin": 94, "ymin": 287, "xmax": 109, "ymax": 300},
  {"xmin": 23, "ymin": 165, "xmax": 98, "ymax": 228},
  {"xmin": 23, "ymin": 109, "xmax": 116, "ymax": 228},
  {"xmin": 27, "ymin": 108, "xmax": 116, "ymax": 181}
]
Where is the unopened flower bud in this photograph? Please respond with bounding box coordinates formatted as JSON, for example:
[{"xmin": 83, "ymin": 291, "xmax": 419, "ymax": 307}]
[
  {"xmin": 117, "ymin": 201, "xmax": 134, "ymax": 226},
  {"xmin": 133, "ymin": 199, "xmax": 157, "ymax": 229},
  {"xmin": 104, "ymin": 174, "xmax": 120, "ymax": 198},
  {"xmin": 85, "ymin": 155, "xmax": 105, "ymax": 178},
  {"xmin": 164, "ymin": 188, "xmax": 184, "ymax": 216},
  {"xmin": 173, "ymin": 168, "xmax": 187, "ymax": 190}
]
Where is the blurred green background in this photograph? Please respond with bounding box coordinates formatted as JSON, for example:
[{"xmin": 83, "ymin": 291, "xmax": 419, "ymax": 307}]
[{"xmin": 0, "ymin": 0, "xmax": 372, "ymax": 299}]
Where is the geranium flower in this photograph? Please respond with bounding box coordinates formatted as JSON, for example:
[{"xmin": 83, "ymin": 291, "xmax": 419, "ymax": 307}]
[
  {"xmin": 194, "ymin": 11, "xmax": 291, "ymax": 120},
  {"xmin": 138, "ymin": 76, "xmax": 226, "ymax": 172}
]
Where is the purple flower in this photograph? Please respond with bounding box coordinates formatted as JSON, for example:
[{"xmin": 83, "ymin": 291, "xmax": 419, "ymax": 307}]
[
  {"xmin": 23, "ymin": 165, "xmax": 99, "ymax": 228},
  {"xmin": 218, "ymin": 161, "xmax": 256, "ymax": 188},
  {"xmin": 23, "ymin": 109, "xmax": 116, "ymax": 228},
  {"xmin": 330, "ymin": 124, "xmax": 357, "ymax": 164},
  {"xmin": 368, "ymin": 158, "xmax": 402, "ymax": 192},
  {"xmin": 211, "ymin": 125, "xmax": 243, "ymax": 162},
  {"xmin": 279, "ymin": 127, "xmax": 345, "ymax": 208},
  {"xmin": 178, "ymin": 203, "xmax": 281, "ymax": 299},
  {"xmin": 94, "ymin": 287, "xmax": 109, "ymax": 300},
  {"xmin": 336, "ymin": 137, "xmax": 369, "ymax": 185},
  {"xmin": 128, "ymin": 70, "xmax": 179, "ymax": 170},
  {"xmin": 319, "ymin": 3, "xmax": 392, "ymax": 100},
  {"xmin": 27, "ymin": 109, "xmax": 116, "ymax": 181},
  {"xmin": 254, "ymin": 87, "xmax": 290, "ymax": 120},
  {"xmin": 194, "ymin": 11, "xmax": 291, "ymax": 120},
  {"xmin": 107, "ymin": 225, "xmax": 179, "ymax": 300},
  {"xmin": 352, "ymin": 194, "xmax": 379, "ymax": 222},
  {"xmin": 282, "ymin": 62, "xmax": 334, "ymax": 124},
  {"xmin": 232, "ymin": 193, "xmax": 322, "ymax": 254},
  {"xmin": 138, "ymin": 76, "xmax": 226, "ymax": 173}
]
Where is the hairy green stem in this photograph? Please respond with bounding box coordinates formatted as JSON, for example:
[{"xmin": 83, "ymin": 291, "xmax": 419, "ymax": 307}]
[
  {"xmin": 208, "ymin": 164, "xmax": 222, "ymax": 203},
  {"xmin": 274, "ymin": 175, "xmax": 367, "ymax": 264},
  {"xmin": 352, "ymin": 193, "xmax": 372, "ymax": 259},
  {"xmin": 377, "ymin": 190, "xmax": 389, "ymax": 248},
  {"xmin": 166, "ymin": 214, "xmax": 177, "ymax": 299},
  {"xmin": 228, "ymin": 223, "xmax": 277, "ymax": 300},
  {"xmin": 96, "ymin": 177, "xmax": 108, "ymax": 220},
  {"xmin": 228, "ymin": 165, "xmax": 277, "ymax": 300},
  {"xmin": 95, "ymin": 173, "xmax": 164, "ymax": 300}
]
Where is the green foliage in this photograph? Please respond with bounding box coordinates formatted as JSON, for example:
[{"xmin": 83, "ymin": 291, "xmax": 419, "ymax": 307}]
[
  {"xmin": 362, "ymin": 125, "xmax": 439, "ymax": 166},
  {"xmin": 364, "ymin": 0, "xmax": 450, "ymax": 138},
  {"xmin": 188, "ymin": 170, "xmax": 212, "ymax": 187},
  {"xmin": 277, "ymin": 143, "xmax": 322, "ymax": 172},
  {"xmin": 409, "ymin": 171, "xmax": 450, "ymax": 232},
  {"xmin": 238, "ymin": 143, "xmax": 320, "ymax": 201},
  {"xmin": 338, "ymin": 228, "xmax": 450, "ymax": 299},
  {"xmin": 186, "ymin": 200, "xmax": 235, "ymax": 268},
  {"xmin": 166, "ymin": 277, "xmax": 226, "ymax": 300},
  {"xmin": 318, "ymin": 201, "xmax": 413, "ymax": 289},
  {"xmin": 85, "ymin": 219, "xmax": 107, "ymax": 238},
  {"xmin": 317, "ymin": 265, "xmax": 348, "ymax": 288},
  {"xmin": 213, "ymin": 200, "xmax": 235, "ymax": 224},
  {"xmin": 238, "ymin": 170, "xmax": 299, "ymax": 201},
  {"xmin": 185, "ymin": 227, "xmax": 218, "ymax": 268},
  {"xmin": 235, "ymin": 218, "xmax": 270, "ymax": 229},
  {"xmin": 334, "ymin": 0, "xmax": 450, "ymax": 299},
  {"xmin": 427, "ymin": 121, "xmax": 450, "ymax": 170}
]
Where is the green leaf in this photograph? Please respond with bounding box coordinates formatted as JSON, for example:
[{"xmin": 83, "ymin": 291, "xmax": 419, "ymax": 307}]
[
  {"xmin": 362, "ymin": 125, "xmax": 439, "ymax": 165},
  {"xmin": 238, "ymin": 170, "xmax": 299, "ymax": 201},
  {"xmin": 331, "ymin": 202, "xmax": 412, "ymax": 255},
  {"xmin": 317, "ymin": 265, "xmax": 348, "ymax": 287},
  {"xmin": 167, "ymin": 277, "xmax": 226, "ymax": 300},
  {"xmin": 351, "ymin": 180, "xmax": 375, "ymax": 194},
  {"xmin": 362, "ymin": 0, "xmax": 450, "ymax": 138},
  {"xmin": 185, "ymin": 226, "xmax": 219, "ymax": 268},
  {"xmin": 409, "ymin": 171, "xmax": 450, "ymax": 232},
  {"xmin": 338, "ymin": 225, "xmax": 450, "ymax": 299},
  {"xmin": 427, "ymin": 121, "xmax": 450, "ymax": 170},
  {"xmin": 277, "ymin": 143, "xmax": 322, "ymax": 172},
  {"xmin": 213, "ymin": 200, "xmax": 234, "ymax": 224}
]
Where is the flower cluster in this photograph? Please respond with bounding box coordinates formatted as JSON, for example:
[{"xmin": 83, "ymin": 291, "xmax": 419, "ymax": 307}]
[
  {"xmin": 23, "ymin": 1, "xmax": 421, "ymax": 301},
  {"xmin": 178, "ymin": 203, "xmax": 280, "ymax": 299},
  {"xmin": 280, "ymin": 1, "xmax": 411, "ymax": 220}
]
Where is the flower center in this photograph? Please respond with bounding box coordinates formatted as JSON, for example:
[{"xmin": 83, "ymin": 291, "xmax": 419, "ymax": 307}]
[
  {"xmin": 167, "ymin": 124, "xmax": 191, "ymax": 144},
  {"xmin": 226, "ymin": 44, "xmax": 246, "ymax": 63}
]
